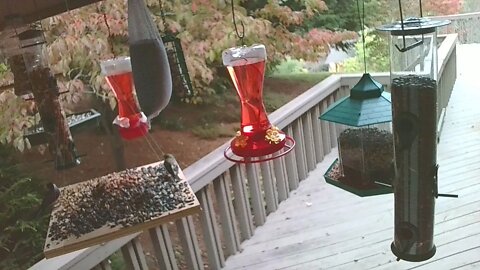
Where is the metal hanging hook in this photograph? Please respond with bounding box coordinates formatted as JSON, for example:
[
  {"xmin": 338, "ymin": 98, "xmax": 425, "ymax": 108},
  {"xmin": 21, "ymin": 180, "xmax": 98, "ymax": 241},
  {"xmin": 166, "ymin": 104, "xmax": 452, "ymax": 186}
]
[
  {"xmin": 395, "ymin": 0, "xmax": 424, "ymax": 52},
  {"xmin": 230, "ymin": 0, "xmax": 245, "ymax": 45}
]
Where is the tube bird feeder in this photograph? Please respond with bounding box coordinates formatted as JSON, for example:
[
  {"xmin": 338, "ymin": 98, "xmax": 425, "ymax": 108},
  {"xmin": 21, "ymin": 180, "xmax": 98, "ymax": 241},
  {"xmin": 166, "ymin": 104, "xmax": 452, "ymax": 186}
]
[
  {"xmin": 378, "ymin": 9, "xmax": 450, "ymax": 262},
  {"xmin": 222, "ymin": 44, "xmax": 294, "ymax": 163}
]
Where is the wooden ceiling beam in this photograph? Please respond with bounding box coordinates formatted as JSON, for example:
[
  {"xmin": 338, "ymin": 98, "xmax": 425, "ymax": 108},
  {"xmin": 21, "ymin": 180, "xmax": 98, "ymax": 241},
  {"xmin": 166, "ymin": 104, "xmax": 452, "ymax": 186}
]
[{"xmin": 0, "ymin": 0, "xmax": 104, "ymax": 31}]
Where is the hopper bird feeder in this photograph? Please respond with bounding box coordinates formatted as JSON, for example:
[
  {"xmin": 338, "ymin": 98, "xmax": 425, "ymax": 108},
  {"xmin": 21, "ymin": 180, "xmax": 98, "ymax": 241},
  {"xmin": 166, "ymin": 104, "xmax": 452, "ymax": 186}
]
[
  {"xmin": 101, "ymin": 57, "xmax": 149, "ymax": 140},
  {"xmin": 320, "ymin": 74, "xmax": 393, "ymax": 197},
  {"xmin": 222, "ymin": 44, "xmax": 294, "ymax": 163},
  {"xmin": 377, "ymin": 0, "xmax": 454, "ymax": 262}
]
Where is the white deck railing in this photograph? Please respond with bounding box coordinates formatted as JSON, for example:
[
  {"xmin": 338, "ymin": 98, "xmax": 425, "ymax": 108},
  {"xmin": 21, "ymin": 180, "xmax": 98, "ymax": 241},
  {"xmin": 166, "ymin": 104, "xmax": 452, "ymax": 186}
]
[
  {"xmin": 30, "ymin": 33, "xmax": 458, "ymax": 270},
  {"xmin": 430, "ymin": 11, "xmax": 480, "ymax": 44}
]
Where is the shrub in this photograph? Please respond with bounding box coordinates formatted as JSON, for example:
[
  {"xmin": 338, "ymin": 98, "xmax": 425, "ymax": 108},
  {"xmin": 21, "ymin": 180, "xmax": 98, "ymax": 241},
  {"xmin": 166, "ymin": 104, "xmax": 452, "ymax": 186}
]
[{"xmin": 0, "ymin": 146, "xmax": 49, "ymax": 269}]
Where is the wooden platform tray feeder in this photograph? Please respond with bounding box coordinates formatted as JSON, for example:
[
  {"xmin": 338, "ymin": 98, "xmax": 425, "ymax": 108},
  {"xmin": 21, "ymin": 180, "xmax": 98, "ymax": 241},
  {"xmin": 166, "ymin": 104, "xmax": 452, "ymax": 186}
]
[
  {"xmin": 43, "ymin": 160, "xmax": 200, "ymax": 258},
  {"xmin": 320, "ymin": 73, "xmax": 394, "ymax": 196},
  {"xmin": 24, "ymin": 109, "xmax": 101, "ymax": 146}
]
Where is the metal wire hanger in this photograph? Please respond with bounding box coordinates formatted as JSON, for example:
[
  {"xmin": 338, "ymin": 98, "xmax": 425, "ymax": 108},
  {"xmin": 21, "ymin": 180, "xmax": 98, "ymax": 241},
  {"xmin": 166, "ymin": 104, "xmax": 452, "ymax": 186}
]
[
  {"xmin": 396, "ymin": 0, "xmax": 424, "ymax": 52},
  {"xmin": 229, "ymin": 0, "xmax": 245, "ymax": 45}
]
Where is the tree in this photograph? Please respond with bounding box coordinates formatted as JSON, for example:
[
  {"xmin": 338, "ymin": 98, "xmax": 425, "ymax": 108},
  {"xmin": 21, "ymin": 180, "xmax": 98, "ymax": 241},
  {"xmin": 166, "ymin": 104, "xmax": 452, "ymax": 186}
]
[
  {"xmin": 0, "ymin": 0, "xmax": 356, "ymax": 152},
  {"xmin": 341, "ymin": 29, "xmax": 390, "ymax": 73},
  {"xmin": 462, "ymin": 0, "xmax": 480, "ymax": 12}
]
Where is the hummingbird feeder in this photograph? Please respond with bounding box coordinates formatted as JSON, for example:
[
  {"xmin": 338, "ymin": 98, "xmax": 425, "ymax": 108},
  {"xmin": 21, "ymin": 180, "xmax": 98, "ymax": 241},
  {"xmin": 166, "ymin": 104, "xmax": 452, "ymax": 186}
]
[
  {"xmin": 377, "ymin": 0, "xmax": 453, "ymax": 262},
  {"xmin": 222, "ymin": 44, "xmax": 294, "ymax": 163},
  {"xmin": 101, "ymin": 57, "xmax": 149, "ymax": 140}
]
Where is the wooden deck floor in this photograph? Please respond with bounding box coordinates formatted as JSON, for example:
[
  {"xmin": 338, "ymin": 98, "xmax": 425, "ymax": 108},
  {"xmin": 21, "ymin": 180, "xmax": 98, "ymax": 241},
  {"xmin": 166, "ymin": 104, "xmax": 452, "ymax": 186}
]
[{"xmin": 223, "ymin": 44, "xmax": 480, "ymax": 270}]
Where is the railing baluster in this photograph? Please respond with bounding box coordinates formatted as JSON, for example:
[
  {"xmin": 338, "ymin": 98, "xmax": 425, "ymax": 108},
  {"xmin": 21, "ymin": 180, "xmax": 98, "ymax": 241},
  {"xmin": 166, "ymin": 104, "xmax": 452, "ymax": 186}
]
[
  {"xmin": 176, "ymin": 216, "xmax": 204, "ymax": 270},
  {"xmin": 280, "ymin": 156, "xmax": 290, "ymax": 195},
  {"xmin": 312, "ymin": 104, "xmax": 324, "ymax": 163},
  {"xmin": 273, "ymin": 156, "xmax": 288, "ymax": 202},
  {"xmin": 213, "ymin": 174, "xmax": 241, "ymax": 256},
  {"xmin": 260, "ymin": 161, "xmax": 278, "ymax": 214},
  {"xmin": 293, "ymin": 118, "xmax": 308, "ymax": 180},
  {"xmin": 229, "ymin": 165, "xmax": 254, "ymax": 241},
  {"xmin": 120, "ymin": 241, "xmax": 142, "ymax": 270},
  {"xmin": 148, "ymin": 225, "xmax": 178, "ymax": 270},
  {"xmin": 131, "ymin": 238, "xmax": 148, "ymax": 270},
  {"xmin": 245, "ymin": 163, "xmax": 266, "ymax": 226},
  {"xmin": 303, "ymin": 112, "xmax": 316, "ymax": 171},
  {"xmin": 320, "ymin": 100, "xmax": 332, "ymax": 154},
  {"xmin": 100, "ymin": 259, "xmax": 112, "ymax": 270},
  {"xmin": 284, "ymin": 125, "xmax": 299, "ymax": 190},
  {"xmin": 198, "ymin": 185, "xmax": 225, "ymax": 269},
  {"xmin": 328, "ymin": 95, "xmax": 337, "ymax": 148}
]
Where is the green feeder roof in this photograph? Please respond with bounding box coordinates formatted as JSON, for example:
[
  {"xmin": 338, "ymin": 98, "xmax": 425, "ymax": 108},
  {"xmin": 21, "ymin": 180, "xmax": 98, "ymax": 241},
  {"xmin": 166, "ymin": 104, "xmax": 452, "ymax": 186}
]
[{"xmin": 320, "ymin": 73, "xmax": 392, "ymax": 127}]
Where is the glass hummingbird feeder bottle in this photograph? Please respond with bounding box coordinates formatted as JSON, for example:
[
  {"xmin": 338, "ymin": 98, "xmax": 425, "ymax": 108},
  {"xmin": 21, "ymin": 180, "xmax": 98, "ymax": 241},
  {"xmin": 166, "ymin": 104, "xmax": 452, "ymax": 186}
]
[
  {"xmin": 101, "ymin": 57, "xmax": 149, "ymax": 140},
  {"xmin": 377, "ymin": 3, "xmax": 451, "ymax": 262},
  {"xmin": 222, "ymin": 44, "xmax": 294, "ymax": 163},
  {"xmin": 320, "ymin": 74, "xmax": 394, "ymax": 197}
]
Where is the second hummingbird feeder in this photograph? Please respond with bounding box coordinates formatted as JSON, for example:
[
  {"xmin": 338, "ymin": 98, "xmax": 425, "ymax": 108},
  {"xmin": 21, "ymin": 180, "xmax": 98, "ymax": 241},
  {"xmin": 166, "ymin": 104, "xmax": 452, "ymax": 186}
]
[
  {"xmin": 222, "ymin": 44, "xmax": 294, "ymax": 163},
  {"xmin": 101, "ymin": 57, "xmax": 149, "ymax": 140}
]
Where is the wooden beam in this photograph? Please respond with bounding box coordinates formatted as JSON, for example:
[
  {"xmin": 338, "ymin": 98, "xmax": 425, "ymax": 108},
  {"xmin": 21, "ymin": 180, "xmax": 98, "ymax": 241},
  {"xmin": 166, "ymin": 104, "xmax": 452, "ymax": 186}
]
[{"xmin": 0, "ymin": 0, "xmax": 104, "ymax": 31}]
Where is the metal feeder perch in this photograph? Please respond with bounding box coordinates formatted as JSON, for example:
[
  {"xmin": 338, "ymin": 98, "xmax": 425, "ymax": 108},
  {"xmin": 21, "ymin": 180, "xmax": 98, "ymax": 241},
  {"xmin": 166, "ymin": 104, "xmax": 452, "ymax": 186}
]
[
  {"xmin": 377, "ymin": 1, "xmax": 454, "ymax": 261},
  {"xmin": 222, "ymin": 44, "xmax": 294, "ymax": 163},
  {"xmin": 101, "ymin": 57, "xmax": 149, "ymax": 140},
  {"xmin": 320, "ymin": 73, "xmax": 393, "ymax": 197}
]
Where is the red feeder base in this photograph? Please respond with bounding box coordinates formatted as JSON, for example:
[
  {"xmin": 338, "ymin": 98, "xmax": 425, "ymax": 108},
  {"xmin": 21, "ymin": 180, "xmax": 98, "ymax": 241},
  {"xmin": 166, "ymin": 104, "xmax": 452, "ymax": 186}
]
[
  {"xmin": 118, "ymin": 121, "xmax": 149, "ymax": 140},
  {"xmin": 224, "ymin": 136, "xmax": 295, "ymax": 163}
]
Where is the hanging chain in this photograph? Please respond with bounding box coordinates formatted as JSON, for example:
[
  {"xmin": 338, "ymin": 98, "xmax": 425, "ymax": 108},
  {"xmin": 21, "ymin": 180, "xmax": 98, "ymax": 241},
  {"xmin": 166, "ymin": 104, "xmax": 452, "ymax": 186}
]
[
  {"xmin": 158, "ymin": 0, "xmax": 169, "ymax": 33},
  {"xmin": 356, "ymin": 0, "xmax": 367, "ymax": 73},
  {"xmin": 230, "ymin": 0, "xmax": 245, "ymax": 45}
]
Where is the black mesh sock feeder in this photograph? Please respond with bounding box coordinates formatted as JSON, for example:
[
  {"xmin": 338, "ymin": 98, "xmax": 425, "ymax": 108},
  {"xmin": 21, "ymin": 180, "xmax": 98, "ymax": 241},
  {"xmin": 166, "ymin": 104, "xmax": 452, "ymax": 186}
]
[
  {"xmin": 377, "ymin": 0, "xmax": 456, "ymax": 262},
  {"xmin": 320, "ymin": 0, "xmax": 393, "ymax": 197}
]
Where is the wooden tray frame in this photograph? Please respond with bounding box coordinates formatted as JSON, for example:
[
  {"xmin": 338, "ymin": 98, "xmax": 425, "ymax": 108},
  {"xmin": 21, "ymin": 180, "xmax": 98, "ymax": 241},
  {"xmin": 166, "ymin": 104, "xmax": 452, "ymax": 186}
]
[{"xmin": 43, "ymin": 161, "xmax": 201, "ymax": 259}]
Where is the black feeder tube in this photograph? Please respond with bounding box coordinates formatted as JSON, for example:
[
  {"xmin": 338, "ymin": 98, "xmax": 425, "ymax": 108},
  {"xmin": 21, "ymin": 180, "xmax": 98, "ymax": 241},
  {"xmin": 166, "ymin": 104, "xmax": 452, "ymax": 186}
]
[{"xmin": 391, "ymin": 75, "xmax": 437, "ymax": 261}]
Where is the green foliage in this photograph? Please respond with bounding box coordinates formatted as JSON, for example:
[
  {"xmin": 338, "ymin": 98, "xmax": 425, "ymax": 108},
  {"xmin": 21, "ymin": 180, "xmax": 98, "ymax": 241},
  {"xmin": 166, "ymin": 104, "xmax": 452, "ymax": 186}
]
[
  {"xmin": 271, "ymin": 57, "xmax": 308, "ymax": 75},
  {"xmin": 191, "ymin": 123, "xmax": 234, "ymax": 140},
  {"xmin": 264, "ymin": 92, "xmax": 290, "ymax": 112},
  {"xmin": 109, "ymin": 251, "xmax": 126, "ymax": 270},
  {"xmin": 0, "ymin": 146, "xmax": 49, "ymax": 269},
  {"xmin": 269, "ymin": 72, "xmax": 331, "ymax": 84},
  {"xmin": 0, "ymin": 63, "xmax": 7, "ymax": 74},
  {"xmin": 463, "ymin": 0, "xmax": 480, "ymax": 12},
  {"xmin": 156, "ymin": 117, "xmax": 186, "ymax": 131},
  {"xmin": 342, "ymin": 30, "xmax": 389, "ymax": 73}
]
